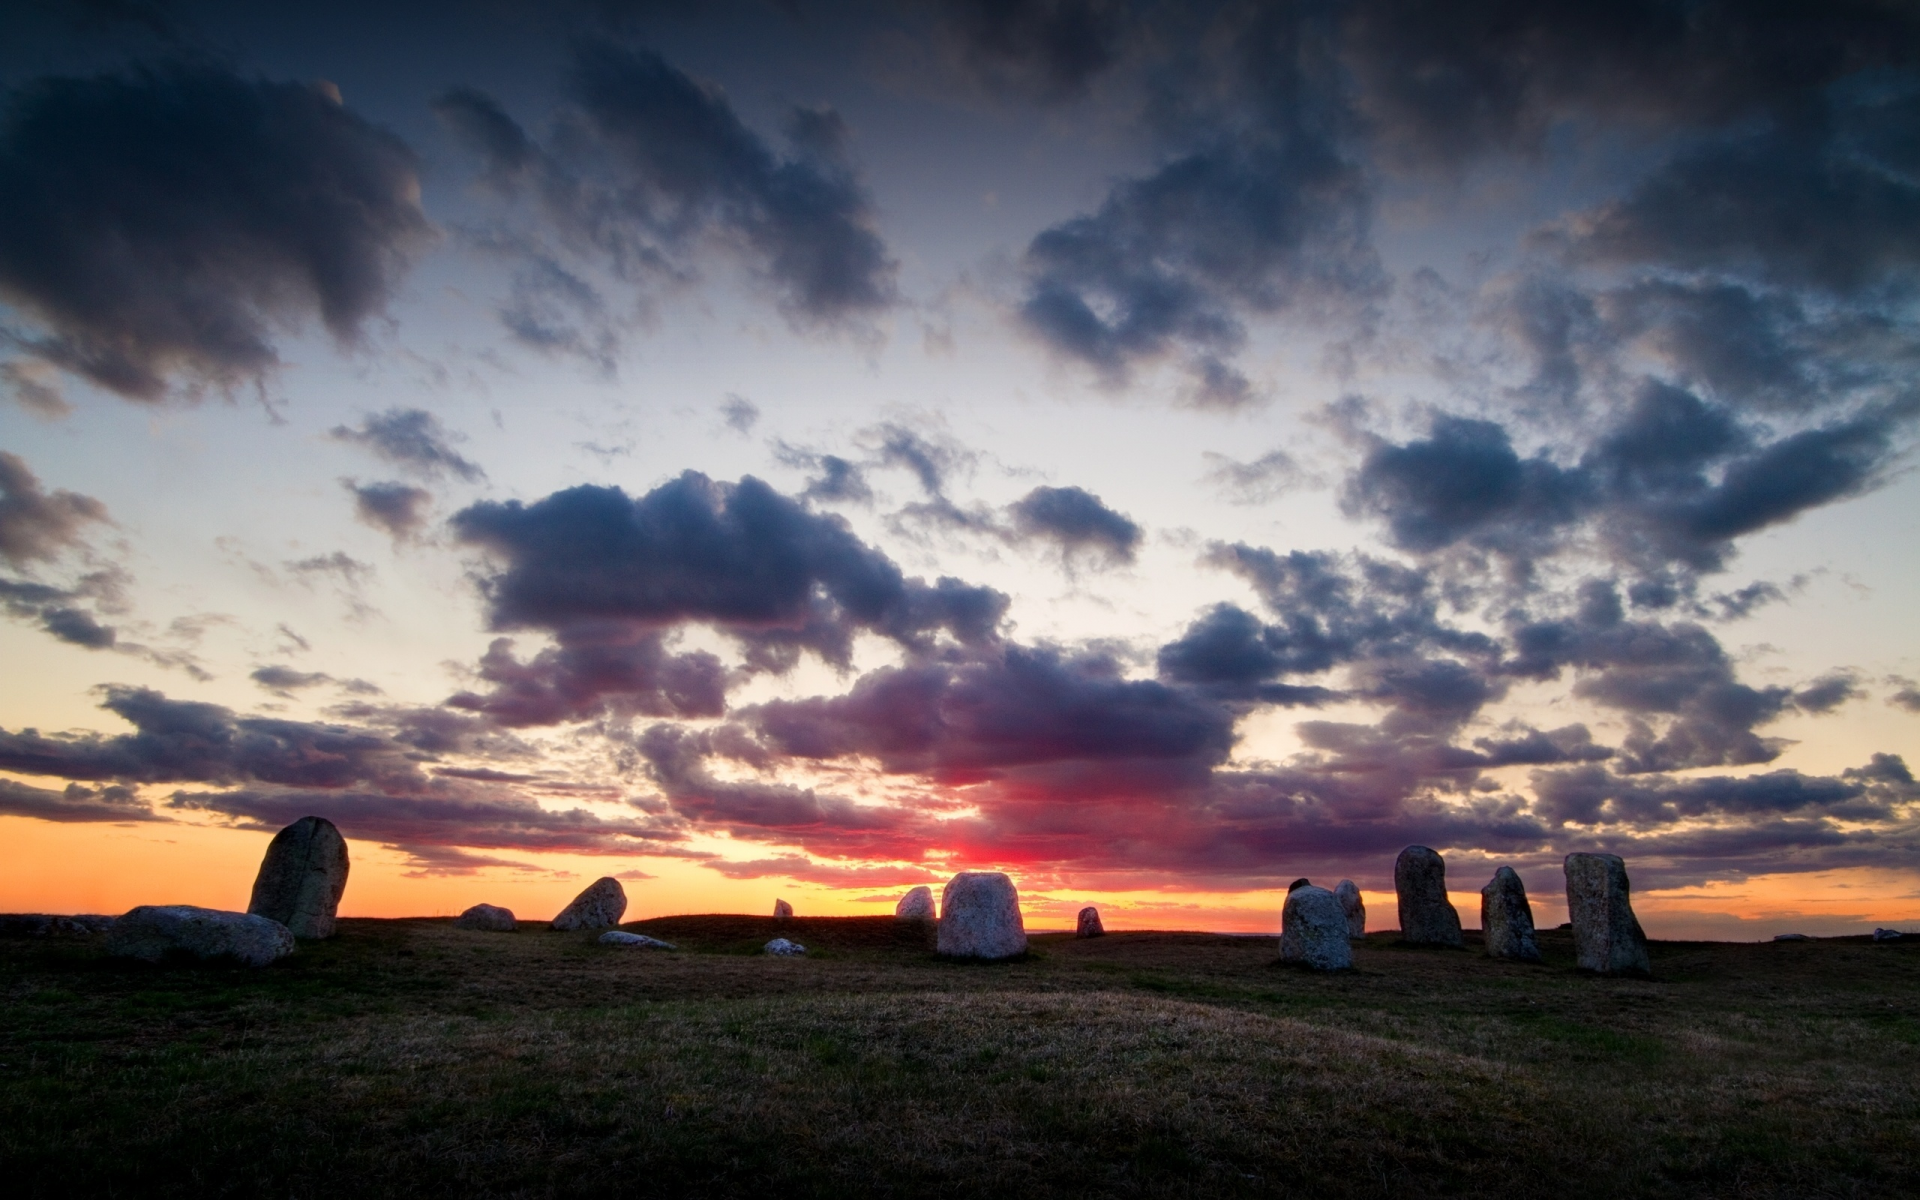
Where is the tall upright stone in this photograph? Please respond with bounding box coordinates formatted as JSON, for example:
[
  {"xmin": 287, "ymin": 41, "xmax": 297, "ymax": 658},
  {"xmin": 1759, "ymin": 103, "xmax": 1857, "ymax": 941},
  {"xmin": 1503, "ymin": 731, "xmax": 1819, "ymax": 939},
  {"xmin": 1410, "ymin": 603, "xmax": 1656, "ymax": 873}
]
[
  {"xmin": 1564, "ymin": 853, "xmax": 1651, "ymax": 976},
  {"xmin": 1280, "ymin": 885, "xmax": 1353, "ymax": 971},
  {"xmin": 1076, "ymin": 906, "xmax": 1104, "ymax": 938},
  {"xmin": 552, "ymin": 877, "xmax": 626, "ymax": 931},
  {"xmin": 1334, "ymin": 879, "xmax": 1366, "ymax": 940},
  {"xmin": 937, "ymin": 871, "xmax": 1027, "ymax": 960},
  {"xmin": 1394, "ymin": 845, "xmax": 1463, "ymax": 947},
  {"xmin": 773, "ymin": 898, "xmax": 793, "ymax": 919},
  {"xmin": 895, "ymin": 885, "xmax": 936, "ymax": 920},
  {"xmin": 247, "ymin": 816, "xmax": 349, "ymax": 940},
  {"xmin": 1480, "ymin": 867, "xmax": 1542, "ymax": 963}
]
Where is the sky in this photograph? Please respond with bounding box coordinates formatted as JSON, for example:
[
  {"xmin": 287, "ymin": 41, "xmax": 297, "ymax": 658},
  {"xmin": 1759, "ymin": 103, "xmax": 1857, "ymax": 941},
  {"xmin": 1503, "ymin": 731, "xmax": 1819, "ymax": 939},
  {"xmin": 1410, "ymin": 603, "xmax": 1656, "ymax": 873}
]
[{"xmin": 1, "ymin": 0, "xmax": 1917, "ymax": 938}]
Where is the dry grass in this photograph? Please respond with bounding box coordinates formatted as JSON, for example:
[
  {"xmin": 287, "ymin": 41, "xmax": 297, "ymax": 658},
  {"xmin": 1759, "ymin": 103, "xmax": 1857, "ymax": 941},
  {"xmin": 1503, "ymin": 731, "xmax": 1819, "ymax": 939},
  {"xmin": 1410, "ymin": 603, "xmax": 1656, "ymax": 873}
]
[{"xmin": 2, "ymin": 916, "xmax": 1917, "ymax": 1197}]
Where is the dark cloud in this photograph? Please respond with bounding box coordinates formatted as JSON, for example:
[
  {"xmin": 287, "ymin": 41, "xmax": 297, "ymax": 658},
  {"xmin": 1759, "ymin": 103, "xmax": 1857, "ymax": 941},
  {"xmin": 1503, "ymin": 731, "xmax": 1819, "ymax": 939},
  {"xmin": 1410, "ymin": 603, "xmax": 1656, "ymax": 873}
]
[
  {"xmin": 345, "ymin": 480, "xmax": 433, "ymax": 542},
  {"xmin": 936, "ymin": 0, "xmax": 1128, "ymax": 101},
  {"xmin": 39, "ymin": 605, "xmax": 115, "ymax": 648},
  {"xmin": 1007, "ymin": 485, "xmax": 1140, "ymax": 566},
  {"xmin": 249, "ymin": 664, "xmax": 331, "ymax": 696},
  {"xmin": 446, "ymin": 630, "xmax": 726, "ymax": 727},
  {"xmin": 0, "ymin": 63, "xmax": 431, "ymax": 399},
  {"xmin": 0, "ymin": 450, "xmax": 108, "ymax": 566},
  {"xmin": 720, "ymin": 393, "xmax": 759, "ymax": 433},
  {"xmin": 1202, "ymin": 449, "xmax": 1306, "ymax": 504},
  {"xmin": 0, "ymin": 777, "xmax": 158, "ymax": 823},
  {"xmin": 330, "ymin": 409, "xmax": 484, "ymax": 482}
]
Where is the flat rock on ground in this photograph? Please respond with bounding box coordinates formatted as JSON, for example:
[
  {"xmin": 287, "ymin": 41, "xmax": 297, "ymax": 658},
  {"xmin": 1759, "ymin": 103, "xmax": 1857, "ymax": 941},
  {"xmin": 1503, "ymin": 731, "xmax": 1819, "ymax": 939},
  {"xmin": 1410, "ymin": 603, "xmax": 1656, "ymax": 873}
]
[
  {"xmin": 764, "ymin": 938, "xmax": 806, "ymax": 955},
  {"xmin": 247, "ymin": 816, "xmax": 350, "ymax": 940},
  {"xmin": 937, "ymin": 871, "xmax": 1028, "ymax": 960},
  {"xmin": 105, "ymin": 905, "xmax": 294, "ymax": 967},
  {"xmin": 1481, "ymin": 866, "xmax": 1543, "ymax": 963},
  {"xmin": 1076, "ymin": 906, "xmax": 1104, "ymax": 938},
  {"xmin": 1280, "ymin": 886, "xmax": 1353, "ymax": 971},
  {"xmin": 599, "ymin": 931, "xmax": 675, "ymax": 949},
  {"xmin": 552, "ymin": 878, "xmax": 627, "ymax": 931},
  {"xmin": 1334, "ymin": 880, "xmax": 1365, "ymax": 940},
  {"xmin": 1395, "ymin": 845, "xmax": 1464, "ymax": 947},
  {"xmin": 1565, "ymin": 853, "xmax": 1652, "ymax": 976},
  {"xmin": 454, "ymin": 903, "xmax": 516, "ymax": 932},
  {"xmin": 895, "ymin": 886, "xmax": 935, "ymax": 920}
]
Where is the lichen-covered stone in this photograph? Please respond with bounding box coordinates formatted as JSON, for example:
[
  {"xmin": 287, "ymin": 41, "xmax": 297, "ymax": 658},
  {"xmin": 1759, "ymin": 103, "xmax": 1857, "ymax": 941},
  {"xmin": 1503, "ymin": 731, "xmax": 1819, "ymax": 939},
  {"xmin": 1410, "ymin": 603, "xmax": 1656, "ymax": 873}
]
[
  {"xmin": 454, "ymin": 903, "xmax": 516, "ymax": 932},
  {"xmin": 937, "ymin": 871, "xmax": 1027, "ymax": 960},
  {"xmin": 1076, "ymin": 906, "xmax": 1104, "ymax": 938},
  {"xmin": 600, "ymin": 931, "xmax": 675, "ymax": 949},
  {"xmin": 764, "ymin": 937, "xmax": 806, "ymax": 955},
  {"xmin": 895, "ymin": 886, "xmax": 935, "ymax": 920},
  {"xmin": 1394, "ymin": 845, "xmax": 1463, "ymax": 947},
  {"xmin": 1480, "ymin": 866, "xmax": 1542, "ymax": 963},
  {"xmin": 106, "ymin": 905, "xmax": 294, "ymax": 967},
  {"xmin": 1334, "ymin": 880, "xmax": 1366, "ymax": 940},
  {"xmin": 1280, "ymin": 885, "xmax": 1352, "ymax": 971},
  {"xmin": 1564, "ymin": 853, "xmax": 1651, "ymax": 976},
  {"xmin": 551, "ymin": 877, "xmax": 626, "ymax": 931},
  {"xmin": 247, "ymin": 815, "xmax": 349, "ymax": 939},
  {"xmin": 773, "ymin": 898, "xmax": 793, "ymax": 919}
]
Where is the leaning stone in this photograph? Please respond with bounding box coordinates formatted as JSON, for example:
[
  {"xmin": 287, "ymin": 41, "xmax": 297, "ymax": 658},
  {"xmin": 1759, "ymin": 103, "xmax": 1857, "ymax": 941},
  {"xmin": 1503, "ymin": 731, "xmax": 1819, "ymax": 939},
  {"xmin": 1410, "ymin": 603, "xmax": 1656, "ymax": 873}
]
[
  {"xmin": 773, "ymin": 898, "xmax": 793, "ymax": 919},
  {"xmin": 454, "ymin": 903, "xmax": 516, "ymax": 932},
  {"xmin": 1773, "ymin": 933, "xmax": 1812, "ymax": 942},
  {"xmin": 1395, "ymin": 845, "xmax": 1463, "ymax": 947},
  {"xmin": 895, "ymin": 886, "xmax": 936, "ymax": 920},
  {"xmin": 600, "ymin": 931, "xmax": 675, "ymax": 949},
  {"xmin": 937, "ymin": 871, "xmax": 1028, "ymax": 960},
  {"xmin": 1334, "ymin": 880, "xmax": 1366, "ymax": 940},
  {"xmin": 1480, "ymin": 866, "xmax": 1543, "ymax": 963},
  {"xmin": 552, "ymin": 877, "xmax": 627, "ymax": 931},
  {"xmin": 1564, "ymin": 853, "xmax": 1652, "ymax": 976},
  {"xmin": 106, "ymin": 905, "xmax": 294, "ymax": 967},
  {"xmin": 1280, "ymin": 885, "xmax": 1353, "ymax": 971},
  {"xmin": 1873, "ymin": 928, "xmax": 1905, "ymax": 942},
  {"xmin": 247, "ymin": 815, "xmax": 350, "ymax": 939},
  {"xmin": 1076, "ymin": 906, "xmax": 1105, "ymax": 938},
  {"xmin": 764, "ymin": 937, "xmax": 806, "ymax": 956}
]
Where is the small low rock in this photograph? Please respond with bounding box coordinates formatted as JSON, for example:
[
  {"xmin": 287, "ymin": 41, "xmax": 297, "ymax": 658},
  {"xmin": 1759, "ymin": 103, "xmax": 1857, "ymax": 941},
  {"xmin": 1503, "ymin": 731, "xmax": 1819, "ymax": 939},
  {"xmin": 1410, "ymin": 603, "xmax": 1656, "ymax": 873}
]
[
  {"xmin": 106, "ymin": 905, "xmax": 294, "ymax": 967},
  {"xmin": 1076, "ymin": 906, "xmax": 1104, "ymax": 938},
  {"xmin": 1334, "ymin": 880, "xmax": 1365, "ymax": 940},
  {"xmin": 552, "ymin": 877, "xmax": 626, "ymax": 931},
  {"xmin": 764, "ymin": 937, "xmax": 806, "ymax": 956},
  {"xmin": 599, "ymin": 931, "xmax": 676, "ymax": 949},
  {"xmin": 1873, "ymin": 928, "xmax": 1906, "ymax": 942},
  {"xmin": 1773, "ymin": 933, "xmax": 1812, "ymax": 942},
  {"xmin": 1480, "ymin": 866, "xmax": 1543, "ymax": 963},
  {"xmin": 937, "ymin": 871, "xmax": 1027, "ymax": 960},
  {"xmin": 454, "ymin": 903, "xmax": 516, "ymax": 932},
  {"xmin": 895, "ymin": 886, "xmax": 936, "ymax": 920},
  {"xmin": 773, "ymin": 898, "xmax": 793, "ymax": 919},
  {"xmin": 1280, "ymin": 885, "xmax": 1352, "ymax": 971},
  {"xmin": 0, "ymin": 913, "xmax": 116, "ymax": 938}
]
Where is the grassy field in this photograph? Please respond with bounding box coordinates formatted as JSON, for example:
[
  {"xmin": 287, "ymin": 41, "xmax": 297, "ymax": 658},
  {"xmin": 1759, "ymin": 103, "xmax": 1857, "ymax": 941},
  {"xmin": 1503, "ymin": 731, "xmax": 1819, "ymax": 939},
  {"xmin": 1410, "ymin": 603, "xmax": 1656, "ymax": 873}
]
[{"xmin": 2, "ymin": 915, "xmax": 1917, "ymax": 1198}]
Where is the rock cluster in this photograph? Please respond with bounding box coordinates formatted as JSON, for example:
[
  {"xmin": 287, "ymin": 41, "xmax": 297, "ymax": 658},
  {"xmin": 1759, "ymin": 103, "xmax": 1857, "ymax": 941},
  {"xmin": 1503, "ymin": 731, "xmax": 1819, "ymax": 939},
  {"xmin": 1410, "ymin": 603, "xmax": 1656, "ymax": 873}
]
[
  {"xmin": 764, "ymin": 937, "xmax": 806, "ymax": 955},
  {"xmin": 247, "ymin": 815, "xmax": 350, "ymax": 939},
  {"xmin": 1395, "ymin": 845, "xmax": 1463, "ymax": 947},
  {"xmin": 600, "ymin": 931, "xmax": 675, "ymax": 949},
  {"xmin": 937, "ymin": 871, "xmax": 1027, "ymax": 960},
  {"xmin": 773, "ymin": 898, "xmax": 793, "ymax": 919},
  {"xmin": 1480, "ymin": 866, "xmax": 1542, "ymax": 963},
  {"xmin": 1333, "ymin": 880, "xmax": 1365, "ymax": 940},
  {"xmin": 1564, "ymin": 853, "xmax": 1651, "ymax": 976},
  {"xmin": 552, "ymin": 877, "xmax": 627, "ymax": 931},
  {"xmin": 1280, "ymin": 885, "xmax": 1352, "ymax": 971},
  {"xmin": 455, "ymin": 903, "xmax": 516, "ymax": 932},
  {"xmin": 1076, "ymin": 906, "xmax": 1104, "ymax": 938},
  {"xmin": 895, "ymin": 886, "xmax": 935, "ymax": 920},
  {"xmin": 106, "ymin": 905, "xmax": 294, "ymax": 967}
]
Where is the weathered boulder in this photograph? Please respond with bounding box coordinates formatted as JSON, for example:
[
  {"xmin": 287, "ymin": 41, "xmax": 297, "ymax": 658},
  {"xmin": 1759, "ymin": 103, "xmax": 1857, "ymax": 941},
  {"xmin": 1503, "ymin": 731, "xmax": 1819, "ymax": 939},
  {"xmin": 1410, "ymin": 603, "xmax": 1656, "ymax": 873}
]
[
  {"xmin": 247, "ymin": 815, "xmax": 349, "ymax": 939},
  {"xmin": 1334, "ymin": 880, "xmax": 1366, "ymax": 940},
  {"xmin": 1394, "ymin": 845, "xmax": 1463, "ymax": 947},
  {"xmin": 1280, "ymin": 885, "xmax": 1353, "ymax": 971},
  {"xmin": 1774, "ymin": 933, "xmax": 1812, "ymax": 942},
  {"xmin": 764, "ymin": 937, "xmax": 806, "ymax": 956},
  {"xmin": 895, "ymin": 885, "xmax": 936, "ymax": 920},
  {"xmin": 1480, "ymin": 866, "xmax": 1542, "ymax": 963},
  {"xmin": 1873, "ymin": 928, "xmax": 1905, "ymax": 942},
  {"xmin": 454, "ymin": 903, "xmax": 516, "ymax": 932},
  {"xmin": 773, "ymin": 898, "xmax": 793, "ymax": 919},
  {"xmin": 600, "ymin": 931, "xmax": 675, "ymax": 949},
  {"xmin": 552, "ymin": 877, "xmax": 627, "ymax": 931},
  {"xmin": 937, "ymin": 871, "xmax": 1027, "ymax": 960},
  {"xmin": 106, "ymin": 905, "xmax": 294, "ymax": 967},
  {"xmin": 1076, "ymin": 906, "xmax": 1104, "ymax": 938},
  {"xmin": 1564, "ymin": 853, "xmax": 1651, "ymax": 976}
]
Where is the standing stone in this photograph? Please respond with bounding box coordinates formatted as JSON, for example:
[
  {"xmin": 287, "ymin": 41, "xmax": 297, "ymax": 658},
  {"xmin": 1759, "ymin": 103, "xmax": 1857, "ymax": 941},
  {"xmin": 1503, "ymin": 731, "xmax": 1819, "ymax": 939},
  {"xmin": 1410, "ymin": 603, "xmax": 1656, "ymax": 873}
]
[
  {"xmin": 1076, "ymin": 906, "xmax": 1105, "ymax": 938},
  {"xmin": 937, "ymin": 871, "xmax": 1027, "ymax": 960},
  {"xmin": 552, "ymin": 877, "xmax": 626, "ymax": 931},
  {"xmin": 1394, "ymin": 845, "xmax": 1463, "ymax": 947},
  {"xmin": 106, "ymin": 905, "xmax": 295, "ymax": 967},
  {"xmin": 455, "ymin": 903, "xmax": 517, "ymax": 932},
  {"xmin": 1280, "ymin": 885, "xmax": 1353, "ymax": 971},
  {"xmin": 895, "ymin": 885, "xmax": 936, "ymax": 920},
  {"xmin": 1334, "ymin": 880, "xmax": 1366, "ymax": 940},
  {"xmin": 1564, "ymin": 853, "xmax": 1651, "ymax": 976},
  {"xmin": 1480, "ymin": 867, "xmax": 1542, "ymax": 963},
  {"xmin": 247, "ymin": 816, "xmax": 349, "ymax": 939},
  {"xmin": 773, "ymin": 898, "xmax": 794, "ymax": 919}
]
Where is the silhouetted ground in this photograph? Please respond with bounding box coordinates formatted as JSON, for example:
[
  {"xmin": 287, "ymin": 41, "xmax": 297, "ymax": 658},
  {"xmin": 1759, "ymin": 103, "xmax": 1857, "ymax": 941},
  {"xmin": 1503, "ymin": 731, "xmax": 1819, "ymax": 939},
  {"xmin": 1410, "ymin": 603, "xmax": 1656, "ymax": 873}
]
[{"xmin": 2, "ymin": 915, "xmax": 1916, "ymax": 1197}]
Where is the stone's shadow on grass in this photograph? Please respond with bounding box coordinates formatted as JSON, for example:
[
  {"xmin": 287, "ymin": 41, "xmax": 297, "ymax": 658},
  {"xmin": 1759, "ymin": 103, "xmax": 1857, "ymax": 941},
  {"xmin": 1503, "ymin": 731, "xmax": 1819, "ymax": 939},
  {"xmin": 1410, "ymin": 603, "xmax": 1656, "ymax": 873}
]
[{"xmin": 1, "ymin": 918, "xmax": 1916, "ymax": 1197}]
